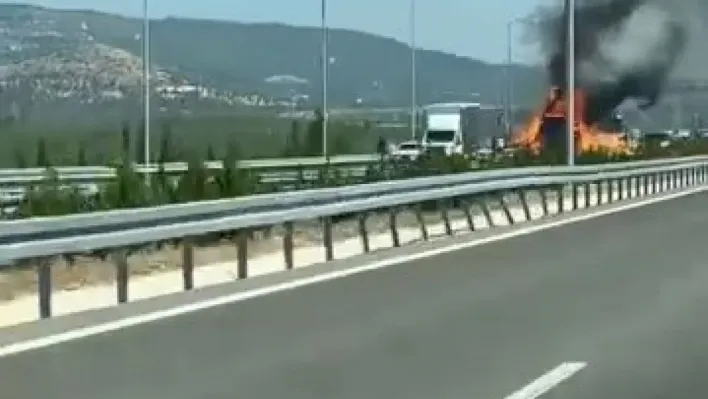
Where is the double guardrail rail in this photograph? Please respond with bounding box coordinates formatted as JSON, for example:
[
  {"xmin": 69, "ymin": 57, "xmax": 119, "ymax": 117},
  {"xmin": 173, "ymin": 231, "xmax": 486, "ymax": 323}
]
[{"xmin": 1, "ymin": 155, "xmax": 706, "ymax": 319}]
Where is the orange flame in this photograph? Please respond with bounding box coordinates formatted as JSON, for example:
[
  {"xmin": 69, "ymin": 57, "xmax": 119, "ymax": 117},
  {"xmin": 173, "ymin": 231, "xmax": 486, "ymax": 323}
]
[{"xmin": 511, "ymin": 87, "xmax": 632, "ymax": 155}]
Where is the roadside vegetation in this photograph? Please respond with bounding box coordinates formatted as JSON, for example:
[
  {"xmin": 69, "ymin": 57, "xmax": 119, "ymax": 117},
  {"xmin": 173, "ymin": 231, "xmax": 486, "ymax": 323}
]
[{"xmin": 7, "ymin": 111, "xmax": 708, "ymax": 219}]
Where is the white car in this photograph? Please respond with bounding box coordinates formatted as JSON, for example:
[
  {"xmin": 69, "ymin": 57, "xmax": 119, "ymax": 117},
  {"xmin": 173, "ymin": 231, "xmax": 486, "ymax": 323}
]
[{"xmin": 392, "ymin": 141, "xmax": 423, "ymax": 161}]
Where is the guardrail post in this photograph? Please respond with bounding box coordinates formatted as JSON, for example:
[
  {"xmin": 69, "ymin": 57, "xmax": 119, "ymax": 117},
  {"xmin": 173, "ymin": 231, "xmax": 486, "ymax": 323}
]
[
  {"xmin": 643, "ymin": 175, "xmax": 649, "ymax": 196},
  {"xmin": 583, "ymin": 182, "xmax": 591, "ymax": 207},
  {"xmin": 358, "ymin": 213, "xmax": 370, "ymax": 252},
  {"xmin": 440, "ymin": 200, "xmax": 453, "ymax": 236},
  {"xmin": 283, "ymin": 222, "xmax": 294, "ymax": 270},
  {"xmin": 677, "ymin": 169, "xmax": 683, "ymax": 187},
  {"xmin": 113, "ymin": 250, "xmax": 129, "ymax": 304},
  {"xmin": 696, "ymin": 166, "xmax": 702, "ymax": 184},
  {"xmin": 498, "ymin": 193, "xmax": 514, "ymax": 225},
  {"xmin": 675, "ymin": 170, "xmax": 681, "ymax": 188},
  {"xmin": 478, "ymin": 198, "xmax": 495, "ymax": 228},
  {"xmin": 653, "ymin": 173, "xmax": 659, "ymax": 193},
  {"xmin": 539, "ymin": 189, "xmax": 550, "ymax": 216},
  {"xmin": 322, "ymin": 217, "xmax": 334, "ymax": 261},
  {"xmin": 389, "ymin": 207, "xmax": 401, "ymax": 246},
  {"xmin": 415, "ymin": 204, "xmax": 429, "ymax": 240},
  {"xmin": 607, "ymin": 180, "xmax": 614, "ymax": 203},
  {"xmin": 596, "ymin": 181, "xmax": 603, "ymax": 204},
  {"xmin": 237, "ymin": 230, "xmax": 248, "ymax": 279},
  {"xmin": 697, "ymin": 166, "xmax": 702, "ymax": 184},
  {"xmin": 517, "ymin": 189, "xmax": 532, "ymax": 221},
  {"xmin": 556, "ymin": 185, "xmax": 564, "ymax": 213},
  {"xmin": 460, "ymin": 199, "xmax": 475, "ymax": 231},
  {"xmin": 182, "ymin": 239, "xmax": 194, "ymax": 290},
  {"xmin": 37, "ymin": 258, "xmax": 52, "ymax": 319},
  {"xmin": 572, "ymin": 183, "xmax": 579, "ymax": 210},
  {"xmin": 618, "ymin": 179, "xmax": 625, "ymax": 200}
]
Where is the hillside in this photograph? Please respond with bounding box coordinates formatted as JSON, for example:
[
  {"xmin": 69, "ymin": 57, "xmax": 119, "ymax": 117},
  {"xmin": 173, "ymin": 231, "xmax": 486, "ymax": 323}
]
[{"xmin": 0, "ymin": 3, "xmax": 545, "ymax": 117}]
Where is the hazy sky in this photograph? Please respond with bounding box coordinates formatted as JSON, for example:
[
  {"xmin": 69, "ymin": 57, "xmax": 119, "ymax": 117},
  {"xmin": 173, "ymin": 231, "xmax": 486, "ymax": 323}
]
[{"xmin": 24, "ymin": 0, "xmax": 541, "ymax": 63}]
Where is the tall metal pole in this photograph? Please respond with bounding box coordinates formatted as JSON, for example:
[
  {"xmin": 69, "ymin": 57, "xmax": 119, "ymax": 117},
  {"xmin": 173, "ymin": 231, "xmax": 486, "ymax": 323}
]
[
  {"xmin": 142, "ymin": 0, "xmax": 151, "ymax": 171},
  {"xmin": 504, "ymin": 20, "xmax": 512, "ymax": 138},
  {"xmin": 410, "ymin": 0, "xmax": 417, "ymax": 140},
  {"xmin": 566, "ymin": 0, "xmax": 575, "ymax": 166},
  {"xmin": 321, "ymin": 0, "xmax": 329, "ymax": 160}
]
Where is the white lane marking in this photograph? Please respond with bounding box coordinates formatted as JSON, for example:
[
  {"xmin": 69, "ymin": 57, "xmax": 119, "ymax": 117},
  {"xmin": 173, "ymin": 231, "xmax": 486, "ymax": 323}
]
[
  {"xmin": 504, "ymin": 362, "xmax": 587, "ymax": 399},
  {"xmin": 0, "ymin": 186, "xmax": 704, "ymax": 357}
]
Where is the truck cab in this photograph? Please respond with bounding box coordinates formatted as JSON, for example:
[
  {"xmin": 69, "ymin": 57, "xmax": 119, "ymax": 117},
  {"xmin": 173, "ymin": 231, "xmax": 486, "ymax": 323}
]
[{"xmin": 421, "ymin": 102, "xmax": 480, "ymax": 157}]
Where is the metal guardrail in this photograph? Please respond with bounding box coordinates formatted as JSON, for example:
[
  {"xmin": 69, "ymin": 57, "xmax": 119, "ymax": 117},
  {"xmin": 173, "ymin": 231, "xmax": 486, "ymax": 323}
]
[
  {"xmin": 1, "ymin": 155, "xmax": 707, "ymax": 319},
  {"xmin": 0, "ymin": 154, "xmax": 382, "ymax": 184},
  {"xmin": 0, "ymin": 154, "xmax": 382, "ymax": 216}
]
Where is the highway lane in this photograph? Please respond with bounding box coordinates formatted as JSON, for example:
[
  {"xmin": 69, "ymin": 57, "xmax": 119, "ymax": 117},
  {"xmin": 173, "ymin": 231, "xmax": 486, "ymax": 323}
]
[{"xmin": 1, "ymin": 192, "xmax": 708, "ymax": 398}]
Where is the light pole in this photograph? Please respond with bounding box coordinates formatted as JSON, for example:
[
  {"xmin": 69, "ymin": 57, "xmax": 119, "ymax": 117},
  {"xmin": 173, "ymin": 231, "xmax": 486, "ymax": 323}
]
[
  {"xmin": 505, "ymin": 16, "xmax": 534, "ymax": 140},
  {"xmin": 504, "ymin": 20, "xmax": 513, "ymax": 139},
  {"xmin": 566, "ymin": 0, "xmax": 575, "ymax": 165},
  {"xmin": 142, "ymin": 0, "xmax": 151, "ymax": 171},
  {"xmin": 321, "ymin": 0, "xmax": 329, "ymax": 161},
  {"xmin": 410, "ymin": 0, "xmax": 417, "ymax": 140}
]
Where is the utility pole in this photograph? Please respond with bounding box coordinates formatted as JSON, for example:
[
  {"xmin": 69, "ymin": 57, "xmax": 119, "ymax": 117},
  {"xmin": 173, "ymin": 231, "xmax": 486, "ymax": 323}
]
[
  {"xmin": 566, "ymin": 0, "xmax": 576, "ymax": 166},
  {"xmin": 321, "ymin": 0, "xmax": 329, "ymax": 161},
  {"xmin": 504, "ymin": 20, "xmax": 512, "ymax": 138},
  {"xmin": 410, "ymin": 0, "xmax": 417, "ymax": 140},
  {"xmin": 142, "ymin": 0, "xmax": 151, "ymax": 177}
]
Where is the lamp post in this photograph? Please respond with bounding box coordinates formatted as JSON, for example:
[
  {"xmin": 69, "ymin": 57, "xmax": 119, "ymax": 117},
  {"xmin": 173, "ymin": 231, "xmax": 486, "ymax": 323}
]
[
  {"xmin": 566, "ymin": 0, "xmax": 576, "ymax": 166},
  {"xmin": 410, "ymin": 0, "xmax": 417, "ymax": 140},
  {"xmin": 504, "ymin": 17, "xmax": 530, "ymax": 139},
  {"xmin": 321, "ymin": 0, "xmax": 329, "ymax": 161},
  {"xmin": 142, "ymin": 0, "xmax": 151, "ymax": 176},
  {"xmin": 504, "ymin": 20, "xmax": 513, "ymax": 138}
]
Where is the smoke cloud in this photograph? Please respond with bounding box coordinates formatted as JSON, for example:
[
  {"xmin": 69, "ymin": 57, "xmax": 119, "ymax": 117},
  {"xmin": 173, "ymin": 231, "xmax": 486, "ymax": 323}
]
[{"xmin": 532, "ymin": 0, "xmax": 691, "ymax": 123}]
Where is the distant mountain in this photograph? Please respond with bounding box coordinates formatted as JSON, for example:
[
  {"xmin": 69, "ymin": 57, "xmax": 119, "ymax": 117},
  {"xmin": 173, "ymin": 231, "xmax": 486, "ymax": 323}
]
[{"xmin": 0, "ymin": 3, "xmax": 546, "ymax": 116}]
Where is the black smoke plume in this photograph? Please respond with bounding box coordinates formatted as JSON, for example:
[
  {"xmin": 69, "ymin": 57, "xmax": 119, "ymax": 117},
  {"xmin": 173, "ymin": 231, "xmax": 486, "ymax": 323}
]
[{"xmin": 537, "ymin": 0, "xmax": 688, "ymax": 123}]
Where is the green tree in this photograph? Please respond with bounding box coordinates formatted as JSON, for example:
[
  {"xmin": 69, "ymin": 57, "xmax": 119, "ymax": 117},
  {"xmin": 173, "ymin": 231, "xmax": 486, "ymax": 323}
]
[
  {"xmin": 35, "ymin": 137, "xmax": 49, "ymax": 167},
  {"xmin": 76, "ymin": 141, "xmax": 88, "ymax": 166},
  {"xmin": 282, "ymin": 120, "xmax": 301, "ymax": 156},
  {"xmin": 158, "ymin": 122, "xmax": 173, "ymax": 164},
  {"xmin": 121, "ymin": 122, "xmax": 131, "ymax": 163},
  {"xmin": 205, "ymin": 144, "xmax": 217, "ymax": 160},
  {"xmin": 176, "ymin": 152, "xmax": 212, "ymax": 202},
  {"xmin": 99, "ymin": 163, "xmax": 148, "ymax": 209},
  {"xmin": 304, "ymin": 109, "xmax": 324, "ymax": 156},
  {"xmin": 13, "ymin": 145, "xmax": 27, "ymax": 168},
  {"xmin": 330, "ymin": 131, "xmax": 352, "ymax": 155},
  {"xmin": 135, "ymin": 119, "xmax": 147, "ymax": 164}
]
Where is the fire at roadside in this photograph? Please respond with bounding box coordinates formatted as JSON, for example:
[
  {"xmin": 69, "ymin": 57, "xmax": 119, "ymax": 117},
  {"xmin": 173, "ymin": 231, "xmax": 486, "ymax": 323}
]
[{"xmin": 510, "ymin": 0, "xmax": 694, "ymax": 161}]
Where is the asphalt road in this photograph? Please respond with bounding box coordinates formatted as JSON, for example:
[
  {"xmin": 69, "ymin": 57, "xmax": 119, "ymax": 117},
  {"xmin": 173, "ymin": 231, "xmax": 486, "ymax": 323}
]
[{"xmin": 1, "ymin": 192, "xmax": 708, "ymax": 398}]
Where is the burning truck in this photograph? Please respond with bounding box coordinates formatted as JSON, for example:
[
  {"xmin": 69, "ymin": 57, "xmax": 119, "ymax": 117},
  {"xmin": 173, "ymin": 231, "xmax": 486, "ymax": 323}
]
[
  {"xmin": 511, "ymin": 86, "xmax": 631, "ymax": 156},
  {"xmin": 510, "ymin": 0, "xmax": 689, "ymax": 158}
]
